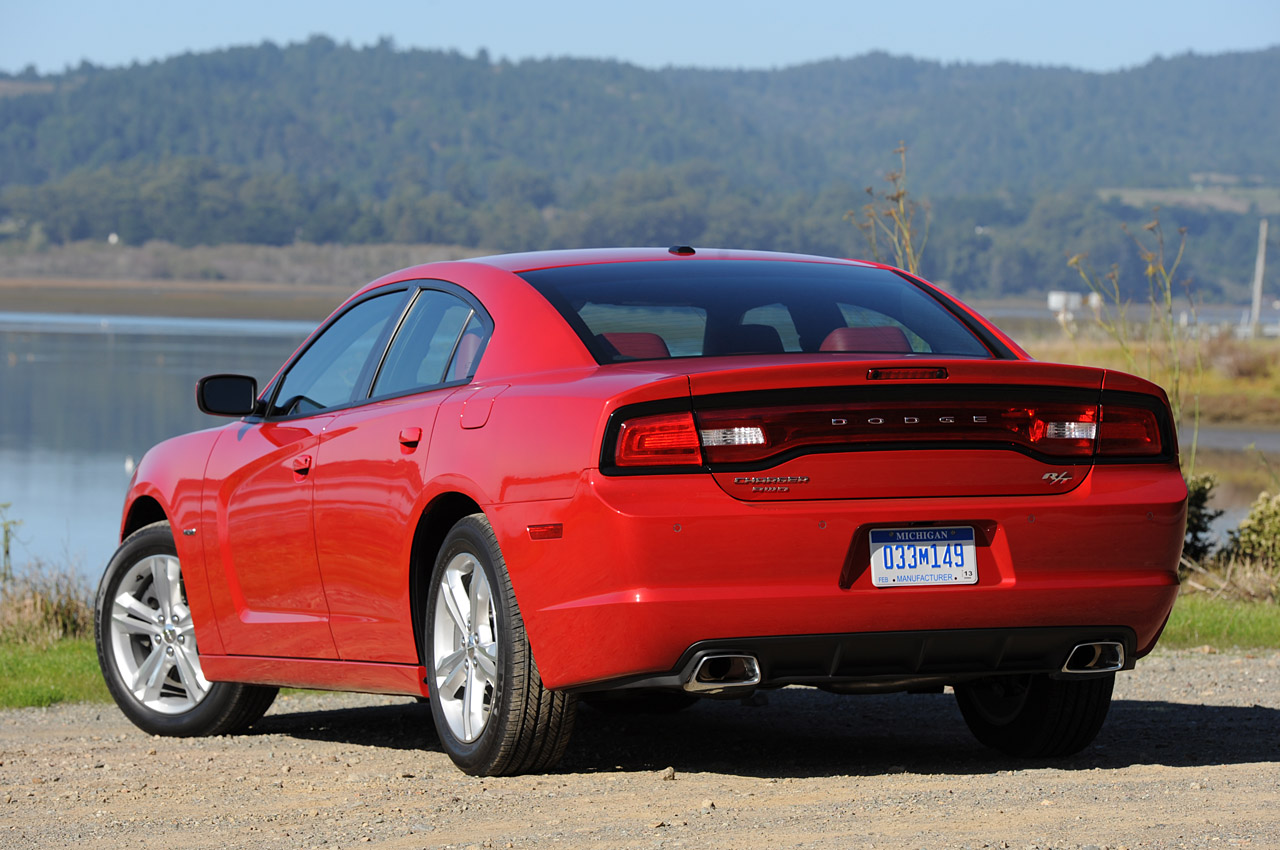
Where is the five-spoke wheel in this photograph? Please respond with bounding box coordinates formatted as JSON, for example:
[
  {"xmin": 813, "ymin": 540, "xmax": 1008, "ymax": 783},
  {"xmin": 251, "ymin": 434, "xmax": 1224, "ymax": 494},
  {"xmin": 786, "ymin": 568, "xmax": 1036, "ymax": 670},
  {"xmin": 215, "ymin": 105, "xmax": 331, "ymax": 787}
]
[
  {"xmin": 431, "ymin": 549, "xmax": 500, "ymax": 743},
  {"xmin": 107, "ymin": 552, "xmax": 209, "ymax": 713},
  {"xmin": 425, "ymin": 514, "xmax": 575, "ymax": 775},
  {"xmin": 95, "ymin": 521, "xmax": 278, "ymax": 736}
]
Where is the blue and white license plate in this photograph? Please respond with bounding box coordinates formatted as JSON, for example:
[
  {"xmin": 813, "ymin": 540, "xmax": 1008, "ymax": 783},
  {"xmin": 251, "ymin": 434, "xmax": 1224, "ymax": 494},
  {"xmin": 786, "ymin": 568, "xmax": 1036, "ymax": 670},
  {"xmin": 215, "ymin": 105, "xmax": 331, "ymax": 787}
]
[{"xmin": 870, "ymin": 527, "xmax": 977, "ymax": 587}]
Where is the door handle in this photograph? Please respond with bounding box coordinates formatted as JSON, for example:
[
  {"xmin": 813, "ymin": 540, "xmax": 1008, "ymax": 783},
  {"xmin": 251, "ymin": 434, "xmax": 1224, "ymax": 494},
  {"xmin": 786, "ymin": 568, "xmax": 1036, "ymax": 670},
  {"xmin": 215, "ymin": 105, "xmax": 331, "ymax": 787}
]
[
  {"xmin": 399, "ymin": 427, "xmax": 422, "ymax": 448},
  {"xmin": 291, "ymin": 455, "xmax": 313, "ymax": 477}
]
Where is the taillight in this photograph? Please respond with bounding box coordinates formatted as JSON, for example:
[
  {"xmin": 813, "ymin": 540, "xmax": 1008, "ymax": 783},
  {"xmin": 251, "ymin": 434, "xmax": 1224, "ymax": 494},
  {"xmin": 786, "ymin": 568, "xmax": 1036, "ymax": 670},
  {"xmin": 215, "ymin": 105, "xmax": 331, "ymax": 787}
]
[
  {"xmin": 614, "ymin": 411, "xmax": 703, "ymax": 467},
  {"xmin": 694, "ymin": 401, "xmax": 1101, "ymax": 464},
  {"xmin": 1097, "ymin": 405, "xmax": 1163, "ymax": 456}
]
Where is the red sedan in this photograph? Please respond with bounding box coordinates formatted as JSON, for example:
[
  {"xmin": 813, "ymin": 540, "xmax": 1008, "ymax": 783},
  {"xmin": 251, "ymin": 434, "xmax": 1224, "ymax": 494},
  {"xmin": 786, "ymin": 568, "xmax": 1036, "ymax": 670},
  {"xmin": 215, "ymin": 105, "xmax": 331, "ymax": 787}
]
[{"xmin": 95, "ymin": 248, "xmax": 1186, "ymax": 775}]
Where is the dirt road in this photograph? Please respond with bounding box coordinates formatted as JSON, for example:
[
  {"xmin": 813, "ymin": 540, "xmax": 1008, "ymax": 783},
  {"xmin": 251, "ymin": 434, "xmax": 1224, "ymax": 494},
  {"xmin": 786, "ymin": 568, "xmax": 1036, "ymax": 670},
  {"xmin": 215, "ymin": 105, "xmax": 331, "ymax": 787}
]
[{"xmin": 2, "ymin": 650, "xmax": 1277, "ymax": 849}]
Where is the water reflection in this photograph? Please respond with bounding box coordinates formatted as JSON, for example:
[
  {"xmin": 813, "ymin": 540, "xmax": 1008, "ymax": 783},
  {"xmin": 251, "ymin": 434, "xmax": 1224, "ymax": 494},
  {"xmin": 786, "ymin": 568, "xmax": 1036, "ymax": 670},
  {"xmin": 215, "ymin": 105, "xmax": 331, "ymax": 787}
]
[{"xmin": 1, "ymin": 315, "xmax": 308, "ymax": 574}]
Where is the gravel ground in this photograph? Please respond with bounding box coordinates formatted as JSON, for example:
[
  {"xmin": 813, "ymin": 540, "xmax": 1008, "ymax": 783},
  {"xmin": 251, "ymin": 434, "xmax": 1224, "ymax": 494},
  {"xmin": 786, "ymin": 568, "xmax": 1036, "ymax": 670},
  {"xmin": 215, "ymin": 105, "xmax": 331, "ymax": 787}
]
[{"xmin": 2, "ymin": 649, "xmax": 1277, "ymax": 850}]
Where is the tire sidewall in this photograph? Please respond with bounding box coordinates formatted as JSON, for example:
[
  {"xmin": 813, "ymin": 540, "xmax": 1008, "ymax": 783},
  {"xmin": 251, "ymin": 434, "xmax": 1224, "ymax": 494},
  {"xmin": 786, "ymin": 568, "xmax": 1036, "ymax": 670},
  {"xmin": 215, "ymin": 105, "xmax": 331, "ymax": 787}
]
[
  {"xmin": 956, "ymin": 672, "xmax": 1114, "ymax": 757},
  {"xmin": 94, "ymin": 521, "xmax": 233, "ymax": 736},
  {"xmin": 424, "ymin": 517, "xmax": 513, "ymax": 773}
]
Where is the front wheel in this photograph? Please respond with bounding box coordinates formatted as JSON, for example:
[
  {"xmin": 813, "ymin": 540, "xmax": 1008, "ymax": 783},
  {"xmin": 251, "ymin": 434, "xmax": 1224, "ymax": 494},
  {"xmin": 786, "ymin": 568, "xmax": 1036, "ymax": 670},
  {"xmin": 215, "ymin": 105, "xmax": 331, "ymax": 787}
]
[
  {"xmin": 954, "ymin": 672, "xmax": 1114, "ymax": 758},
  {"xmin": 425, "ymin": 514, "xmax": 575, "ymax": 775},
  {"xmin": 94, "ymin": 521, "xmax": 278, "ymax": 736}
]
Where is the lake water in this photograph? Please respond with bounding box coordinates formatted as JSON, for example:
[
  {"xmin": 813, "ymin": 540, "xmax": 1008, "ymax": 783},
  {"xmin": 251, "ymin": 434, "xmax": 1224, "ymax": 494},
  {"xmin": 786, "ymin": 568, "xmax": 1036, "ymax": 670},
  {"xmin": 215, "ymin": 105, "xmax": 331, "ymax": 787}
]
[
  {"xmin": 0, "ymin": 313, "xmax": 1271, "ymax": 579},
  {"xmin": 0, "ymin": 312, "xmax": 312, "ymax": 579}
]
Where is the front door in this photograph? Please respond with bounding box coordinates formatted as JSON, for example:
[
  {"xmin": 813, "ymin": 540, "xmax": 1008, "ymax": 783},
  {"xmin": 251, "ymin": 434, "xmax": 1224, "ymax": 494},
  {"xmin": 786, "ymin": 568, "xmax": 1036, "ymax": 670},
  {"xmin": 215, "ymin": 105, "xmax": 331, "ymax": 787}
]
[
  {"xmin": 199, "ymin": 288, "xmax": 410, "ymax": 658},
  {"xmin": 202, "ymin": 416, "xmax": 338, "ymax": 658}
]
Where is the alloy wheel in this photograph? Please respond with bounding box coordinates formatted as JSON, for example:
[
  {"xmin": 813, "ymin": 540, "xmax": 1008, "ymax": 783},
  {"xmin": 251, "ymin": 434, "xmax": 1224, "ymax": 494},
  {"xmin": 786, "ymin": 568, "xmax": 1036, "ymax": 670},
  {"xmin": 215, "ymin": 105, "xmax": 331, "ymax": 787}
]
[
  {"xmin": 107, "ymin": 554, "xmax": 210, "ymax": 714},
  {"xmin": 432, "ymin": 551, "xmax": 499, "ymax": 743}
]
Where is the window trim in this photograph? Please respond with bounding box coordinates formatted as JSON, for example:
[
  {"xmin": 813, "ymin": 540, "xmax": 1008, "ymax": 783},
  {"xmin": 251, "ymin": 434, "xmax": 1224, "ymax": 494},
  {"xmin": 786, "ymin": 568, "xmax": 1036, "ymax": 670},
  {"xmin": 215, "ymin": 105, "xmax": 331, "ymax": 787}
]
[{"xmin": 255, "ymin": 279, "xmax": 495, "ymax": 422}]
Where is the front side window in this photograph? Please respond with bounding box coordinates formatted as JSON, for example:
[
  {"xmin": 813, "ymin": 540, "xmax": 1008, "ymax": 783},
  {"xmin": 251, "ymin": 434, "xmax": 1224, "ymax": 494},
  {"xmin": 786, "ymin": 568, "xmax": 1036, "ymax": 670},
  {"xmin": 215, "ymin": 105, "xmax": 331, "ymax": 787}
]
[{"xmin": 270, "ymin": 291, "xmax": 405, "ymax": 416}]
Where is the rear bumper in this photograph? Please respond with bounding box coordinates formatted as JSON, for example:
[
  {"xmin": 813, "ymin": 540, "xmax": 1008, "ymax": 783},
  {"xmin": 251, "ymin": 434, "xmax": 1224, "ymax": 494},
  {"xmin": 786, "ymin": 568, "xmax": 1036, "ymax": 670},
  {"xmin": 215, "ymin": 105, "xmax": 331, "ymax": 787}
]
[
  {"xmin": 571, "ymin": 626, "xmax": 1138, "ymax": 695},
  {"xmin": 490, "ymin": 463, "xmax": 1185, "ymax": 690}
]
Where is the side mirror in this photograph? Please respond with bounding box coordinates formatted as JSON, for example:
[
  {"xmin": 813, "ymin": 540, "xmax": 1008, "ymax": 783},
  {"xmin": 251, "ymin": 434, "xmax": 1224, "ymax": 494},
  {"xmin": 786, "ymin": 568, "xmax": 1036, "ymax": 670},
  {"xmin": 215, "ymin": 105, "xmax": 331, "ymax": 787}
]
[{"xmin": 196, "ymin": 374, "xmax": 260, "ymax": 417}]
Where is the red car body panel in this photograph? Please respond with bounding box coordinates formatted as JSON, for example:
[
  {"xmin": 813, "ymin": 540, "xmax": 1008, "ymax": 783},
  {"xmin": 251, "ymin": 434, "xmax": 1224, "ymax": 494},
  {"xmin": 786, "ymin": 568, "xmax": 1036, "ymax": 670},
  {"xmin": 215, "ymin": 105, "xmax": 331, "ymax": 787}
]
[{"xmin": 116, "ymin": 249, "xmax": 1186, "ymax": 698}]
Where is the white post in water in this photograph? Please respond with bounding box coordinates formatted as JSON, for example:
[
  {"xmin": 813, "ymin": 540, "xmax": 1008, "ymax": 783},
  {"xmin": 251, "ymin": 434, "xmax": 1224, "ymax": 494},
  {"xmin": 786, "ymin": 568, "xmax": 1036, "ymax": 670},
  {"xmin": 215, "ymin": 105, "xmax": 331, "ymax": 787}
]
[{"xmin": 1250, "ymin": 218, "xmax": 1268, "ymax": 338}]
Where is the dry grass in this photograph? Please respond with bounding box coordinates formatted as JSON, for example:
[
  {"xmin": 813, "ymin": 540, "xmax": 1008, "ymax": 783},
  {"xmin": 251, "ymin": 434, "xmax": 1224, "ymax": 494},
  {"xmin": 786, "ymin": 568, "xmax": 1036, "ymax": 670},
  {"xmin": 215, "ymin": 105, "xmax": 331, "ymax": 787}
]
[
  {"xmin": 1181, "ymin": 557, "xmax": 1278, "ymax": 604},
  {"xmin": 1029, "ymin": 335, "xmax": 1280, "ymax": 427},
  {"xmin": 0, "ymin": 562, "xmax": 94, "ymax": 647}
]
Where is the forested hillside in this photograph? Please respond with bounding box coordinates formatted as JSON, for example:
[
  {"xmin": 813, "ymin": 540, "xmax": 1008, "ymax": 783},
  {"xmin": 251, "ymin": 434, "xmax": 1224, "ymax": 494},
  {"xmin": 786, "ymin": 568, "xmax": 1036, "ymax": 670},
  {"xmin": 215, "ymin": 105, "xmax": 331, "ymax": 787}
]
[{"xmin": 1, "ymin": 38, "xmax": 1275, "ymax": 299}]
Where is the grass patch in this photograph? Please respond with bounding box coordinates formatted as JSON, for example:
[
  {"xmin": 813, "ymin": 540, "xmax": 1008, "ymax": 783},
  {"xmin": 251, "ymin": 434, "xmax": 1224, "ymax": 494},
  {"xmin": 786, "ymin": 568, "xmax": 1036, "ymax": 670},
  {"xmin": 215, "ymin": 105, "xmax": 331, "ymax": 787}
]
[
  {"xmin": 0, "ymin": 637, "xmax": 109, "ymax": 707},
  {"xmin": 1161, "ymin": 594, "xmax": 1280, "ymax": 650}
]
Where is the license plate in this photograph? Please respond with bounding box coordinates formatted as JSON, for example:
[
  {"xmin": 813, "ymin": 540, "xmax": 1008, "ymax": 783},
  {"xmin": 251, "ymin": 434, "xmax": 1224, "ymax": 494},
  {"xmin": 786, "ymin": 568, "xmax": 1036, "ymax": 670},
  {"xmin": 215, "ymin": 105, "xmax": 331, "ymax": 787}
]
[{"xmin": 870, "ymin": 526, "xmax": 977, "ymax": 587}]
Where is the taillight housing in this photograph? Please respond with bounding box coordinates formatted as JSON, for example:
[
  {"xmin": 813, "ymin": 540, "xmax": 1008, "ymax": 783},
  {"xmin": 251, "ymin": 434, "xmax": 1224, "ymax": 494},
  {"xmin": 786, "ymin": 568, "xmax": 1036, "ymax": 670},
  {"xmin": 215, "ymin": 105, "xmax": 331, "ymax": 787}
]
[
  {"xmin": 614, "ymin": 411, "xmax": 703, "ymax": 467},
  {"xmin": 605, "ymin": 390, "xmax": 1171, "ymax": 472},
  {"xmin": 1097, "ymin": 405, "xmax": 1164, "ymax": 456},
  {"xmin": 693, "ymin": 401, "xmax": 1101, "ymax": 465}
]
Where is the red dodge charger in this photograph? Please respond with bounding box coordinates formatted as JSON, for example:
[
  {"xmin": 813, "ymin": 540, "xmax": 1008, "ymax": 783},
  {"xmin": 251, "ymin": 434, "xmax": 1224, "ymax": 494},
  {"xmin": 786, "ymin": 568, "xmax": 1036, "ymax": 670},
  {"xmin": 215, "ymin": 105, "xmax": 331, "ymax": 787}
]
[{"xmin": 95, "ymin": 248, "xmax": 1186, "ymax": 775}]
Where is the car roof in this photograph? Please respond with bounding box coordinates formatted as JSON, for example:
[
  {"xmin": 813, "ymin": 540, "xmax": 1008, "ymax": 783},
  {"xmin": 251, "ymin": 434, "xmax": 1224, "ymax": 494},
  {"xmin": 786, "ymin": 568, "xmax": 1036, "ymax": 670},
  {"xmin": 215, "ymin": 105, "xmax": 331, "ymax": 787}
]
[{"xmin": 461, "ymin": 247, "xmax": 879, "ymax": 274}]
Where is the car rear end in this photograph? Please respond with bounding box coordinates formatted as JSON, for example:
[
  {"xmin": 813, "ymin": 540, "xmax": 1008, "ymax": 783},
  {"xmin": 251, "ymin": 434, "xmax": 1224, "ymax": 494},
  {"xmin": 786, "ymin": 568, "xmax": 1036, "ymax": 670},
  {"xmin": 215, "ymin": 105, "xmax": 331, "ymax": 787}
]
[{"xmin": 503, "ymin": 254, "xmax": 1185, "ymax": 702}]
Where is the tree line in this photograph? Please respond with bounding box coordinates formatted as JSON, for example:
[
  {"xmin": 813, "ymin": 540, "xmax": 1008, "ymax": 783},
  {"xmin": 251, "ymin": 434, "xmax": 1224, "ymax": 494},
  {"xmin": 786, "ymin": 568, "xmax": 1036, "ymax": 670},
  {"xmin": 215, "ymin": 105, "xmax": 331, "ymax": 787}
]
[{"xmin": 1, "ymin": 38, "xmax": 1276, "ymax": 299}]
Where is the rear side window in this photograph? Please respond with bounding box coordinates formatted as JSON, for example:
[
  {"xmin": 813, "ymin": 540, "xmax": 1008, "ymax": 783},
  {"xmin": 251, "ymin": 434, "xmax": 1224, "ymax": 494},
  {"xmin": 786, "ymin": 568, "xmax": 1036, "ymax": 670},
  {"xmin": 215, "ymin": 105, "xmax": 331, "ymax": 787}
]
[
  {"xmin": 520, "ymin": 260, "xmax": 995, "ymax": 363},
  {"xmin": 372, "ymin": 289, "xmax": 479, "ymax": 397}
]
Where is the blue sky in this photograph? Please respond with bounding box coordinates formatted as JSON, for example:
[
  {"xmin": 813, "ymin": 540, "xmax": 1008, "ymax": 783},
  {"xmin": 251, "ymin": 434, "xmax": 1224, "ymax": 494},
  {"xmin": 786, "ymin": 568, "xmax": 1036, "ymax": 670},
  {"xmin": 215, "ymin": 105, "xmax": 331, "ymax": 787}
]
[{"xmin": 2, "ymin": 0, "xmax": 1277, "ymax": 74}]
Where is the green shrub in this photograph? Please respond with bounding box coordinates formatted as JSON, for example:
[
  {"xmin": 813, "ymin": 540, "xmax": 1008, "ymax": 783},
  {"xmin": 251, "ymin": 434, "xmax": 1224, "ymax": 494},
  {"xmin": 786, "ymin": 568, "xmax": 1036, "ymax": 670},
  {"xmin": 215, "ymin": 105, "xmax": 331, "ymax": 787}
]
[
  {"xmin": 1182, "ymin": 473, "xmax": 1223, "ymax": 564},
  {"xmin": 1224, "ymin": 491, "xmax": 1280, "ymax": 574}
]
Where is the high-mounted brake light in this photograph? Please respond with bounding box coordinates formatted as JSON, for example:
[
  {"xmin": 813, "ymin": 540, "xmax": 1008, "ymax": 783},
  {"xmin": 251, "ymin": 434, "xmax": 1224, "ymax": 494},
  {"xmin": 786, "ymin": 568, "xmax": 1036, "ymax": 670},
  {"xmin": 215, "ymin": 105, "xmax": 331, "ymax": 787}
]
[
  {"xmin": 866, "ymin": 368, "xmax": 948, "ymax": 381},
  {"xmin": 614, "ymin": 411, "xmax": 703, "ymax": 467},
  {"xmin": 1097, "ymin": 405, "xmax": 1163, "ymax": 456}
]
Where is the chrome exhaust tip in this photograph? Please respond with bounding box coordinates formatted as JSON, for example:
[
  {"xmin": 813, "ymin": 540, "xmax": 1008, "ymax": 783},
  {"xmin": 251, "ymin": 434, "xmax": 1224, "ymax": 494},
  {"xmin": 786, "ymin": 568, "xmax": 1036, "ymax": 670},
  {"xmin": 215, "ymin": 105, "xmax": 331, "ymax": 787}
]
[
  {"xmin": 683, "ymin": 654, "xmax": 762, "ymax": 694},
  {"xmin": 1061, "ymin": 641, "xmax": 1125, "ymax": 674}
]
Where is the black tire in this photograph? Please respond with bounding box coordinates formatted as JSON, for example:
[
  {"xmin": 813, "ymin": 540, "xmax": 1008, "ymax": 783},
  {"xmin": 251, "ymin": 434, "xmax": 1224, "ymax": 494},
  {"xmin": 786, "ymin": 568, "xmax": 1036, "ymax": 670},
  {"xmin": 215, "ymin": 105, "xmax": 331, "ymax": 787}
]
[
  {"xmin": 94, "ymin": 521, "xmax": 278, "ymax": 736},
  {"xmin": 955, "ymin": 672, "xmax": 1114, "ymax": 758},
  {"xmin": 424, "ymin": 514, "xmax": 575, "ymax": 775},
  {"xmin": 581, "ymin": 690, "xmax": 700, "ymax": 715}
]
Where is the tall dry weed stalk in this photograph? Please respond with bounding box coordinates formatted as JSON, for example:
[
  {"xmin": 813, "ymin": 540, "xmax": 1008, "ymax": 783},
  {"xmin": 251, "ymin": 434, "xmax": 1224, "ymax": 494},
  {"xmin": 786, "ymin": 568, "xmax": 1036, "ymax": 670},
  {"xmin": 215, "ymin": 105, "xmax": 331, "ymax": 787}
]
[
  {"xmin": 848, "ymin": 143, "xmax": 930, "ymax": 275},
  {"xmin": 1068, "ymin": 209, "xmax": 1203, "ymax": 474}
]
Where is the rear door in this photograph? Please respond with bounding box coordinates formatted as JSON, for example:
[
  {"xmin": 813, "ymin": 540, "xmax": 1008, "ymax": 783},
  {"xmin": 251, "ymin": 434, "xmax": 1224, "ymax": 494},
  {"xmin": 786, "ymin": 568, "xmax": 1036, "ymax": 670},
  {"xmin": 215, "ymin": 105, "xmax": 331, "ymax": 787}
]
[{"xmin": 313, "ymin": 286, "xmax": 491, "ymax": 663}]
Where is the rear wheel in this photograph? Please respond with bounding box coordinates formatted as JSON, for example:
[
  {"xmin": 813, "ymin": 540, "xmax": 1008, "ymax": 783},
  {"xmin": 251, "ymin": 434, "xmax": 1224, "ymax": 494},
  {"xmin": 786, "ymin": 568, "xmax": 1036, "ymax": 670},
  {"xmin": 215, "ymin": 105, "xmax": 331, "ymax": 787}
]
[
  {"xmin": 95, "ymin": 521, "xmax": 278, "ymax": 736},
  {"xmin": 425, "ymin": 514, "xmax": 575, "ymax": 775},
  {"xmin": 954, "ymin": 672, "xmax": 1114, "ymax": 757}
]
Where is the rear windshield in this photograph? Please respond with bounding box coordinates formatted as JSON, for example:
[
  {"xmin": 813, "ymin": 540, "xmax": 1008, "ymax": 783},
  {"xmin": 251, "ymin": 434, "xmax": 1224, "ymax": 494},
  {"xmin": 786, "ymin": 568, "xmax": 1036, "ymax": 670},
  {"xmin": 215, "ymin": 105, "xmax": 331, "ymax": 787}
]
[{"xmin": 520, "ymin": 260, "xmax": 996, "ymax": 363}]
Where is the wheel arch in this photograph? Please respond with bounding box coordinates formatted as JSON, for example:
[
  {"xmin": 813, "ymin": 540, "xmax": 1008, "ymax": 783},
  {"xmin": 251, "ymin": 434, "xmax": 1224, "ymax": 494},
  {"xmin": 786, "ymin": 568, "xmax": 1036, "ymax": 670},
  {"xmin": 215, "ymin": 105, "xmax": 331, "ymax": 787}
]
[
  {"xmin": 409, "ymin": 491, "xmax": 485, "ymax": 665},
  {"xmin": 122, "ymin": 495, "xmax": 168, "ymax": 541}
]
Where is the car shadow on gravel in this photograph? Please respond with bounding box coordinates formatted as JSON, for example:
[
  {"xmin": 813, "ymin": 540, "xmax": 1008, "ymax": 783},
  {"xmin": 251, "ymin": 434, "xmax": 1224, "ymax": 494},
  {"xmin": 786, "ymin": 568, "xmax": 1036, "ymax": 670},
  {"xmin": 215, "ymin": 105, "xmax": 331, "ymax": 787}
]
[
  {"xmin": 252, "ymin": 701, "xmax": 439, "ymax": 752},
  {"xmin": 249, "ymin": 688, "xmax": 1280, "ymax": 778},
  {"xmin": 564, "ymin": 690, "xmax": 1280, "ymax": 778}
]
